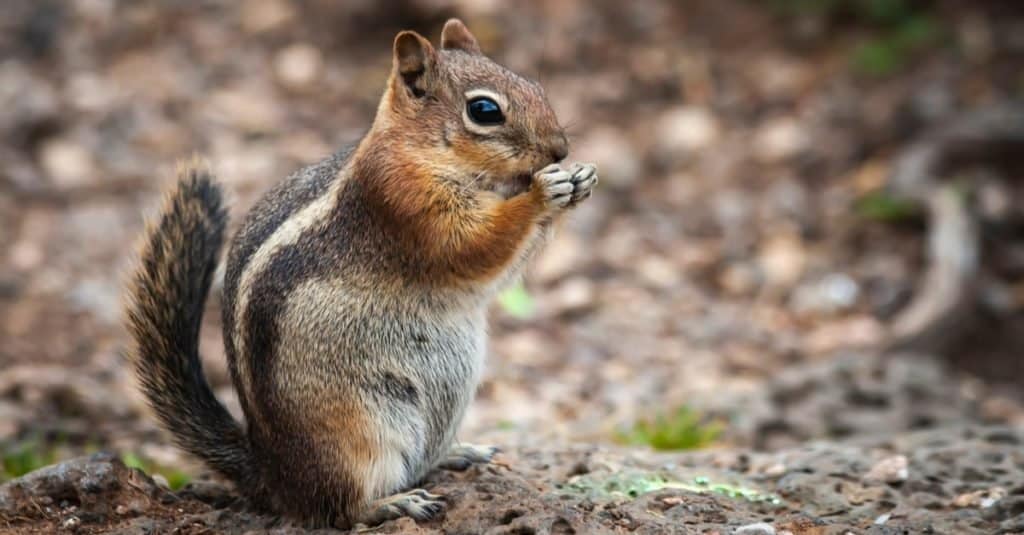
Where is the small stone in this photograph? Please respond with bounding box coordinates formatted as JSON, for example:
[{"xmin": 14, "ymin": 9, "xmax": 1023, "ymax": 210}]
[
  {"xmin": 241, "ymin": 0, "xmax": 295, "ymax": 33},
  {"xmin": 863, "ymin": 455, "xmax": 909, "ymax": 485},
  {"xmin": 791, "ymin": 273, "xmax": 860, "ymax": 315},
  {"xmin": 952, "ymin": 487, "xmax": 1005, "ymax": 508},
  {"xmin": 151, "ymin": 474, "xmax": 170, "ymax": 489},
  {"xmin": 719, "ymin": 262, "xmax": 761, "ymax": 296},
  {"xmin": 661, "ymin": 495, "xmax": 685, "ymax": 506},
  {"xmin": 735, "ymin": 522, "xmax": 775, "ymax": 535},
  {"xmin": 636, "ymin": 255, "xmax": 680, "ymax": 289},
  {"xmin": 546, "ymin": 277, "xmax": 595, "ymax": 315},
  {"xmin": 208, "ymin": 89, "xmax": 284, "ymax": 133},
  {"xmin": 61, "ymin": 516, "xmax": 81, "ymax": 531},
  {"xmin": 758, "ymin": 234, "xmax": 806, "ymax": 292},
  {"xmin": 654, "ymin": 106, "xmax": 720, "ymax": 156},
  {"xmin": 979, "ymin": 396, "xmax": 1024, "ymax": 425},
  {"xmin": 115, "ymin": 504, "xmax": 129, "ymax": 515},
  {"xmin": 762, "ymin": 462, "xmax": 787, "ymax": 477},
  {"xmin": 274, "ymin": 43, "xmax": 323, "ymax": 90},
  {"xmin": 9, "ymin": 240, "xmax": 44, "ymax": 271},
  {"xmin": 38, "ymin": 139, "xmax": 96, "ymax": 189},
  {"xmin": 753, "ymin": 117, "xmax": 809, "ymax": 163},
  {"xmin": 804, "ymin": 316, "xmax": 884, "ymax": 354}
]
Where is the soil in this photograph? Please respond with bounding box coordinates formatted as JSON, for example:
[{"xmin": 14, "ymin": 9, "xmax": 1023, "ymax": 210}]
[
  {"xmin": 2, "ymin": 0, "xmax": 1024, "ymax": 533},
  {"xmin": 4, "ymin": 424, "xmax": 1024, "ymax": 533}
]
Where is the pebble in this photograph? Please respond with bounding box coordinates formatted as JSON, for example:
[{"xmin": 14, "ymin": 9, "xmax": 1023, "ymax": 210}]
[
  {"xmin": 758, "ymin": 234, "xmax": 807, "ymax": 292},
  {"xmin": 635, "ymin": 255, "xmax": 680, "ymax": 289},
  {"xmin": 61, "ymin": 515, "xmax": 81, "ymax": 531},
  {"xmin": 863, "ymin": 455, "xmax": 909, "ymax": 485},
  {"xmin": 719, "ymin": 262, "xmax": 761, "ymax": 296},
  {"xmin": 790, "ymin": 273, "xmax": 860, "ymax": 315},
  {"xmin": 654, "ymin": 106, "xmax": 720, "ymax": 156},
  {"xmin": 207, "ymin": 89, "xmax": 284, "ymax": 133},
  {"xmin": 734, "ymin": 522, "xmax": 775, "ymax": 535},
  {"xmin": 240, "ymin": 0, "xmax": 295, "ymax": 33},
  {"xmin": 753, "ymin": 117, "xmax": 809, "ymax": 163},
  {"xmin": 952, "ymin": 487, "xmax": 1005, "ymax": 508},
  {"xmin": 546, "ymin": 277, "xmax": 596, "ymax": 315},
  {"xmin": 38, "ymin": 139, "xmax": 97, "ymax": 189},
  {"xmin": 274, "ymin": 43, "xmax": 323, "ymax": 90},
  {"xmin": 761, "ymin": 462, "xmax": 788, "ymax": 478}
]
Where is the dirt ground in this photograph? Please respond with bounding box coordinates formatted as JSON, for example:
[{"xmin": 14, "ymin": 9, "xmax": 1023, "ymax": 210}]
[{"xmin": 2, "ymin": 0, "xmax": 1024, "ymax": 533}]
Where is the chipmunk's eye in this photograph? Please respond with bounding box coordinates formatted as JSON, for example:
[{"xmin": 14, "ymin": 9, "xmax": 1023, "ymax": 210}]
[{"xmin": 467, "ymin": 97, "xmax": 504, "ymax": 125}]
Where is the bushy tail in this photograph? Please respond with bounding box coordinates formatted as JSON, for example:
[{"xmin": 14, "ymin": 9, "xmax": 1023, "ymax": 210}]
[{"xmin": 125, "ymin": 161, "xmax": 252, "ymax": 486}]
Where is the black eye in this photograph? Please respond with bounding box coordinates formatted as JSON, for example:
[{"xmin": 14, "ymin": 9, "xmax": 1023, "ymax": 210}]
[{"xmin": 467, "ymin": 97, "xmax": 504, "ymax": 125}]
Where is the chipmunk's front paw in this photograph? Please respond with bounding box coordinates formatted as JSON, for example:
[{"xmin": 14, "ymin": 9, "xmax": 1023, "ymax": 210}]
[
  {"xmin": 437, "ymin": 443, "xmax": 499, "ymax": 471},
  {"xmin": 568, "ymin": 162, "xmax": 598, "ymax": 206},
  {"xmin": 534, "ymin": 164, "xmax": 574, "ymax": 210}
]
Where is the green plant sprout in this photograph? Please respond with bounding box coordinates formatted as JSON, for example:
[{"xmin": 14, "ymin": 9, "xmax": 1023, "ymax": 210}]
[
  {"xmin": 616, "ymin": 406, "xmax": 723, "ymax": 451},
  {"xmin": 122, "ymin": 452, "xmax": 193, "ymax": 490}
]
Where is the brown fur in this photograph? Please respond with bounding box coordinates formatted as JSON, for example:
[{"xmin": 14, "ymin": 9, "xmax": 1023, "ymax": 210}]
[{"xmin": 125, "ymin": 19, "xmax": 593, "ymax": 528}]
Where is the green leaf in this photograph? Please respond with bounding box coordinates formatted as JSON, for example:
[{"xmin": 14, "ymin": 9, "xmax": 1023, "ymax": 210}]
[
  {"xmin": 121, "ymin": 452, "xmax": 192, "ymax": 490},
  {"xmin": 498, "ymin": 284, "xmax": 535, "ymax": 319},
  {"xmin": 1, "ymin": 439, "xmax": 57, "ymax": 481},
  {"xmin": 893, "ymin": 15, "xmax": 939, "ymax": 48},
  {"xmin": 852, "ymin": 38, "xmax": 903, "ymax": 76},
  {"xmin": 855, "ymin": 191, "xmax": 920, "ymax": 222},
  {"xmin": 122, "ymin": 452, "xmax": 146, "ymax": 470}
]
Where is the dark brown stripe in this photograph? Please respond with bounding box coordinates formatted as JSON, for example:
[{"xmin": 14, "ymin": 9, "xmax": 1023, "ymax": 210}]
[{"xmin": 220, "ymin": 147, "xmax": 354, "ymax": 405}]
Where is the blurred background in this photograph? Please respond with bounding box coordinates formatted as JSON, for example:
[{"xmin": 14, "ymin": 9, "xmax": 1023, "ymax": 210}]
[{"xmin": 2, "ymin": 0, "xmax": 1024, "ymax": 484}]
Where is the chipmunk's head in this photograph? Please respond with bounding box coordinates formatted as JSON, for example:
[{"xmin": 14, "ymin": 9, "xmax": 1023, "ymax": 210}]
[{"xmin": 374, "ymin": 19, "xmax": 568, "ymax": 197}]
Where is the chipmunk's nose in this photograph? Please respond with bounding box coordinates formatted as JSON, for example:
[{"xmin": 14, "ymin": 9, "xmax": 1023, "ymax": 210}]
[{"xmin": 547, "ymin": 133, "xmax": 569, "ymax": 163}]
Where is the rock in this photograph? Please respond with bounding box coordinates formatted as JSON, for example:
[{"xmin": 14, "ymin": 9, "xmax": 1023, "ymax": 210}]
[
  {"xmin": 545, "ymin": 277, "xmax": 596, "ymax": 316},
  {"xmin": 207, "ymin": 88, "xmax": 285, "ymax": 134},
  {"xmin": 635, "ymin": 255, "xmax": 680, "ymax": 289},
  {"xmin": 735, "ymin": 522, "xmax": 775, "ymax": 534},
  {"xmin": 240, "ymin": 0, "xmax": 295, "ymax": 33},
  {"xmin": 790, "ymin": 273, "xmax": 860, "ymax": 316},
  {"xmin": 753, "ymin": 117, "xmax": 809, "ymax": 163},
  {"xmin": 274, "ymin": 43, "xmax": 323, "ymax": 90},
  {"xmin": 719, "ymin": 262, "xmax": 761, "ymax": 296},
  {"xmin": 863, "ymin": 455, "xmax": 909, "ymax": 485},
  {"xmin": 757, "ymin": 233, "xmax": 807, "ymax": 292},
  {"xmin": 38, "ymin": 138, "xmax": 97, "ymax": 190},
  {"xmin": 803, "ymin": 316, "xmax": 884, "ymax": 354},
  {"xmin": 0, "ymin": 453, "xmax": 167, "ymax": 519},
  {"xmin": 61, "ymin": 515, "xmax": 81, "ymax": 531},
  {"xmin": 653, "ymin": 106, "xmax": 720, "ymax": 157},
  {"xmin": 952, "ymin": 487, "xmax": 1005, "ymax": 508}
]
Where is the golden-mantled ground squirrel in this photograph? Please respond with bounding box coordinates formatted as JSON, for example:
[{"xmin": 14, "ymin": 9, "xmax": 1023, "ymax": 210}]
[{"xmin": 125, "ymin": 19, "xmax": 597, "ymax": 528}]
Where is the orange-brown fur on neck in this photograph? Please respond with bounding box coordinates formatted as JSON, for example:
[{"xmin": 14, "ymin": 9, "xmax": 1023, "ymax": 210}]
[{"xmin": 355, "ymin": 126, "xmax": 551, "ymax": 285}]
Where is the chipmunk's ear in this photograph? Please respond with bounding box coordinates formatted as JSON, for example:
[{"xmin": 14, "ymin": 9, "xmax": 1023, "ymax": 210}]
[
  {"xmin": 392, "ymin": 30, "xmax": 436, "ymax": 99},
  {"xmin": 440, "ymin": 18, "xmax": 481, "ymax": 54}
]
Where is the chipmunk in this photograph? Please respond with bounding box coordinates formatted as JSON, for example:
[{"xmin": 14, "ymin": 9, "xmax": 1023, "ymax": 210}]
[{"xmin": 124, "ymin": 19, "xmax": 597, "ymax": 528}]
